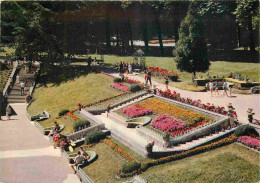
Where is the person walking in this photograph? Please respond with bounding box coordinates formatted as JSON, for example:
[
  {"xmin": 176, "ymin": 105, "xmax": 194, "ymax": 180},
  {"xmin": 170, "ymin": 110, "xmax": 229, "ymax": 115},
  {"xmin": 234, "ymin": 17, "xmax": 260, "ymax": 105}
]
[
  {"xmin": 165, "ymin": 76, "xmax": 169, "ymax": 90},
  {"xmin": 223, "ymin": 80, "xmax": 229, "ymax": 96},
  {"xmin": 128, "ymin": 63, "xmax": 132, "ymax": 74},
  {"xmin": 146, "ymin": 70, "xmax": 152, "ymax": 87},
  {"xmin": 16, "ymin": 74, "xmax": 20, "ymax": 86},
  {"xmin": 209, "ymin": 80, "xmax": 214, "ymax": 96},
  {"xmin": 6, "ymin": 104, "xmax": 12, "ymax": 120},
  {"xmin": 107, "ymin": 103, "xmax": 111, "ymax": 117},
  {"xmin": 77, "ymin": 103, "xmax": 82, "ymax": 111},
  {"xmin": 20, "ymin": 81, "xmax": 25, "ymax": 95},
  {"xmin": 119, "ymin": 61, "xmax": 123, "ymax": 76},
  {"xmin": 214, "ymin": 81, "xmax": 219, "ymax": 95}
]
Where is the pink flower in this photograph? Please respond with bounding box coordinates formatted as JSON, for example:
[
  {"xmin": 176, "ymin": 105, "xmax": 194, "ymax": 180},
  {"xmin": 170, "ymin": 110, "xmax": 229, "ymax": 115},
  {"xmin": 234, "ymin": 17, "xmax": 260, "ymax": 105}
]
[
  {"xmin": 121, "ymin": 104, "xmax": 152, "ymax": 118},
  {"xmin": 110, "ymin": 83, "xmax": 128, "ymax": 92}
]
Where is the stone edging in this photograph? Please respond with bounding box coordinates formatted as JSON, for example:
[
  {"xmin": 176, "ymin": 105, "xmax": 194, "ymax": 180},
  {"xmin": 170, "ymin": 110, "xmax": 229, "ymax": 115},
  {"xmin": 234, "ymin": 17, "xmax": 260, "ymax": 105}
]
[
  {"xmin": 63, "ymin": 151, "xmax": 94, "ymax": 183},
  {"xmin": 3, "ymin": 61, "xmax": 19, "ymax": 96},
  {"xmin": 86, "ymin": 91, "xmax": 148, "ymax": 115}
]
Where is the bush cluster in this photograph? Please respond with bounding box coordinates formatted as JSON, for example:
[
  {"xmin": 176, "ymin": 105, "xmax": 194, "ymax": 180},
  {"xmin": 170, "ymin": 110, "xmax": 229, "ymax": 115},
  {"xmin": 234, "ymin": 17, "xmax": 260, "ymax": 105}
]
[
  {"xmin": 234, "ymin": 124, "xmax": 259, "ymax": 137},
  {"xmin": 130, "ymin": 84, "xmax": 141, "ymax": 93},
  {"xmin": 85, "ymin": 131, "xmax": 106, "ymax": 144},
  {"xmin": 114, "ymin": 77, "xmax": 122, "ymax": 83},
  {"xmin": 73, "ymin": 121, "xmax": 90, "ymax": 131},
  {"xmin": 59, "ymin": 109, "xmax": 70, "ymax": 116},
  {"xmin": 121, "ymin": 161, "xmax": 141, "ymax": 173},
  {"xmin": 31, "ymin": 114, "xmax": 40, "ymax": 121}
]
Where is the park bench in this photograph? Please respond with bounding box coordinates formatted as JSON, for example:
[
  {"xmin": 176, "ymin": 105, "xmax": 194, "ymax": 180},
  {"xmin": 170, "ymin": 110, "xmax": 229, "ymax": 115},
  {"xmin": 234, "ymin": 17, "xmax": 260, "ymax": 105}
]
[
  {"xmin": 44, "ymin": 124, "xmax": 65, "ymax": 135},
  {"xmin": 69, "ymin": 151, "xmax": 97, "ymax": 169}
]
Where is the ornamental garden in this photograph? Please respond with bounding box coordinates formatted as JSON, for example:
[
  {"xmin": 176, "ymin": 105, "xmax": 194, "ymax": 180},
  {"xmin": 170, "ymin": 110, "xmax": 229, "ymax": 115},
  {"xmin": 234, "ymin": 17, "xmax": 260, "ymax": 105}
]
[{"xmin": 1, "ymin": 1, "xmax": 260, "ymax": 183}]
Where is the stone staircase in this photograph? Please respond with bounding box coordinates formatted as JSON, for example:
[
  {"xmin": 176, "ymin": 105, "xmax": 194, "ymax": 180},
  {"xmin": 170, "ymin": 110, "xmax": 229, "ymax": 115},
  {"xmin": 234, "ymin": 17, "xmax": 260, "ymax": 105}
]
[{"xmin": 7, "ymin": 68, "xmax": 35, "ymax": 103}]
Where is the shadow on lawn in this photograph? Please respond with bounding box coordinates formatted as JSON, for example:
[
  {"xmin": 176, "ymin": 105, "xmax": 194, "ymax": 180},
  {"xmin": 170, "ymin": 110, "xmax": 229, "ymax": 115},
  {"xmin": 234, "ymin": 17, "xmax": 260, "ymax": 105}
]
[{"xmin": 38, "ymin": 64, "xmax": 95, "ymax": 86}]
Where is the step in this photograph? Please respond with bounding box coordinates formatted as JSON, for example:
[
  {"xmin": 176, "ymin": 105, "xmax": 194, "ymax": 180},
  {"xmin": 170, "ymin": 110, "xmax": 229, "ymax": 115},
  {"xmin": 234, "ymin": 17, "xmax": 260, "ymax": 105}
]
[
  {"xmin": 7, "ymin": 98, "xmax": 26, "ymax": 103},
  {"xmin": 7, "ymin": 95, "xmax": 26, "ymax": 99}
]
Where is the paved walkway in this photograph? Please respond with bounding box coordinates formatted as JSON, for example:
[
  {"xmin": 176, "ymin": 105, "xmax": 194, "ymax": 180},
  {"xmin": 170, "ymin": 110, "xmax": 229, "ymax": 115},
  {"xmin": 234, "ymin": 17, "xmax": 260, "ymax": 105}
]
[
  {"xmin": 0, "ymin": 103, "xmax": 80, "ymax": 183},
  {"xmin": 111, "ymin": 72, "xmax": 260, "ymax": 124}
]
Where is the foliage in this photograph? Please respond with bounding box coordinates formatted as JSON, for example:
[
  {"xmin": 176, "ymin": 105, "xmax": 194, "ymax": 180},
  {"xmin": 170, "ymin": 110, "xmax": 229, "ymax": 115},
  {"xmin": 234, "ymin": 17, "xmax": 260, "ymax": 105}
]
[
  {"xmin": 102, "ymin": 138, "xmax": 136, "ymax": 162},
  {"xmin": 237, "ymin": 136, "xmax": 260, "ymax": 149},
  {"xmin": 85, "ymin": 131, "xmax": 106, "ymax": 144},
  {"xmin": 58, "ymin": 109, "xmax": 70, "ymax": 116},
  {"xmin": 139, "ymin": 98, "xmax": 214, "ymax": 126},
  {"xmin": 121, "ymin": 104, "xmax": 152, "ymax": 118},
  {"xmin": 129, "ymin": 84, "xmax": 141, "ymax": 93},
  {"xmin": 31, "ymin": 114, "xmax": 41, "ymax": 121},
  {"xmin": 173, "ymin": 5, "xmax": 209, "ymax": 76},
  {"xmin": 234, "ymin": 124, "xmax": 259, "ymax": 137},
  {"xmin": 110, "ymin": 82, "xmax": 128, "ymax": 92},
  {"xmin": 113, "ymin": 77, "xmax": 122, "ymax": 83},
  {"xmin": 121, "ymin": 161, "xmax": 141, "ymax": 173},
  {"xmin": 151, "ymin": 114, "xmax": 186, "ymax": 132},
  {"xmin": 73, "ymin": 121, "xmax": 90, "ymax": 131}
]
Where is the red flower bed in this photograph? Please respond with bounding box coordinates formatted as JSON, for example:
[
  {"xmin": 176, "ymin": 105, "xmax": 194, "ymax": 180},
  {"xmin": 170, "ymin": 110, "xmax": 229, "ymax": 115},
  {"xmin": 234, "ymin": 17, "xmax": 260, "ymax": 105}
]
[
  {"xmin": 151, "ymin": 114, "xmax": 186, "ymax": 132},
  {"xmin": 147, "ymin": 67, "xmax": 179, "ymax": 77},
  {"xmin": 110, "ymin": 82, "xmax": 128, "ymax": 92},
  {"xmin": 237, "ymin": 136, "xmax": 260, "ymax": 149},
  {"xmin": 121, "ymin": 104, "xmax": 152, "ymax": 118}
]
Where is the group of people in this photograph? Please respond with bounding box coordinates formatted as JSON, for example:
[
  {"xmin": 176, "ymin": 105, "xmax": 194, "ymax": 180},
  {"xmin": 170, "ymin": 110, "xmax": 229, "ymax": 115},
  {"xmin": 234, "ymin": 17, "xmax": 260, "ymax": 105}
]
[
  {"xmin": 207, "ymin": 80, "xmax": 232, "ymax": 97},
  {"xmin": 119, "ymin": 61, "xmax": 133, "ymax": 75},
  {"xmin": 70, "ymin": 147, "xmax": 90, "ymax": 174}
]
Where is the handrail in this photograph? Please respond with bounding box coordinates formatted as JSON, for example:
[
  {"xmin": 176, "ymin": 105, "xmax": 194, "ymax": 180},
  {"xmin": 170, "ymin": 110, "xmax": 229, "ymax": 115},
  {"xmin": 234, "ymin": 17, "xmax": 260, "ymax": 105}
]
[{"xmin": 3, "ymin": 61, "xmax": 19, "ymax": 96}]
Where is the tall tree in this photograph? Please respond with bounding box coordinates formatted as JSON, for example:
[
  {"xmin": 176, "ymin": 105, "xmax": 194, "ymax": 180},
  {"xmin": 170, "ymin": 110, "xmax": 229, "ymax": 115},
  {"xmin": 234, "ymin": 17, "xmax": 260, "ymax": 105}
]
[
  {"xmin": 234, "ymin": 0, "xmax": 258, "ymax": 52},
  {"xmin": 173, "ymin": 4, "xmax": 210, "ymax": 77}
]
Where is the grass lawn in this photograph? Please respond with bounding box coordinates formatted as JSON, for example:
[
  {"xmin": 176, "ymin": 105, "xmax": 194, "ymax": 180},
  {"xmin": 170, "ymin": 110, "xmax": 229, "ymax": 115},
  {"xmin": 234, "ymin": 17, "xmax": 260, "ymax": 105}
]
[
  {"xmin": 80, "ymin": 142, "xmax": 130, "ymax": 183},
  {"xmin": 141, "ymin": 143, "xmax": 259, "ymax": 183},
  {"xmin": 89, "ymin": 54, "xmax": 260, "ymax": 91},
  {"xmin": 28, "ymin": 72, "xmax": 121, "ymax": 132}
]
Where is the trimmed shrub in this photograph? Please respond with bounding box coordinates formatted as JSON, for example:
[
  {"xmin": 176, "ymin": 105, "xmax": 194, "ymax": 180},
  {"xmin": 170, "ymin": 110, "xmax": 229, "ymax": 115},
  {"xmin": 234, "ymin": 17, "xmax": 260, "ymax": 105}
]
[
  {"xmin": 31, "ymin": 114, "xmax": 40, "ymax": 121},
  {"xmin": 121, "ymin": 161, "xmax": 141, "ymax": 173},
  {"xmin": 59, "ymin": 109, "xmax": 70, "ymax": 116},
  {"xmin": 234, "ymin": 124, "xmax": 259, "ymax": 137},
  {"xmin": 168, "ymin": 75, "xmax": 178, "ymax": 82},
  {"xmin": 114, "ymin": 77, "xmax": 122, "ymax": 83},
  {"xmin": 130, "ymin": 84, "xmax": 141, "ymax": 93},
  {"xmin": 85, "ymin": 131, "xmax": 106, "ymax": 144},
  {"xmin": 73, "ymin": 121, "xmax": 90, "ymax": 131}
]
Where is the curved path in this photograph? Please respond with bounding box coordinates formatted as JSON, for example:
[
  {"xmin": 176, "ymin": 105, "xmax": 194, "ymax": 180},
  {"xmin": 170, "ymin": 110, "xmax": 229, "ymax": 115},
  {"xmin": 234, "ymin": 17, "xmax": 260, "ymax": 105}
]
[
  {"xmin": 0, "ymin": 103, "xmax": 80, "ymax": 183},
  {"xmin": 111, "ymin": 72, "xmax": 260, "ymax": 123}
]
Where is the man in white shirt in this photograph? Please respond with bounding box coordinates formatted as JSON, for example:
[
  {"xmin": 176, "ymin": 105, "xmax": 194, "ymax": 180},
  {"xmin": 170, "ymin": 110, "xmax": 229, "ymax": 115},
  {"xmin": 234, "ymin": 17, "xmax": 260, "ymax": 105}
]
[
  {"xmin": 70, "ymin": 151, "xmax": 85, "ymax": 174},
  {"xmin": 20, "ymin": 81, "xmax": 25, "ymax": 95},
  {"xmin": 209, "ymin": 81, "xmax": 213, "ymax": 97}
]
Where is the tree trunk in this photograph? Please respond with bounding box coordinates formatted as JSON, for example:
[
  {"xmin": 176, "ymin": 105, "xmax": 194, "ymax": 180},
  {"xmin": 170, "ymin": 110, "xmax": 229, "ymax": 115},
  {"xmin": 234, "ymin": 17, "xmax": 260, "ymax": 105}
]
[
  {"xmin": 248, "ymin": 16, "xmax": 255, "ymax": 52},
  {"xmin": 128, "ymin": 21, "xmax": 134, "ymax": 51},
  {"xmin": 106, "ymin": 19, "xmax": 111, "ymax": 51},
  {"xmin": 156, "ymin": 19, "xmax": 164, "ymax": 56},
  {"xmin": 143, "ymin": 20, "xmax": 149, "ymax": 55}
]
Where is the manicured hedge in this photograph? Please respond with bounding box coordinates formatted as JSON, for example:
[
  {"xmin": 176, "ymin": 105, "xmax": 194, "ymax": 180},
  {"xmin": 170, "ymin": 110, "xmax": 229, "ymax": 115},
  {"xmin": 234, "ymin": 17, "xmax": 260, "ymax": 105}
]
[
  {"xmin": 121, "ymin": 161, "xmax": 141, "ymax": 173},
  {"xmin": 59, "ymin": 109, "xmax": 70, "ymax": 116},
  {"xmin": 130, "ymin": 84, "xmax": 141, "ymax": 93},
  {"xmin": 73, "ymin": 121, "xmax": 90, "ymax": 131},
  {"xmin": 85, "ymin": 131, "xmax": 106, "ymax": 144},
  {"xmin": 114, "ymin": 77, "xmax": 122, "ymax": 83},
  {"xmin": 234, "ymin": 124, "xmax": 259, "ymax": 137}
]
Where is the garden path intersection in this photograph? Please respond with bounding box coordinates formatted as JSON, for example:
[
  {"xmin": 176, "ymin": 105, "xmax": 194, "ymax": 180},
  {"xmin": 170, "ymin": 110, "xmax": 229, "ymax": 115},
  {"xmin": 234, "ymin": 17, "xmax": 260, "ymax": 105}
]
[
  {"xmin": 110, "ymin": 72, "xmax": 260, "ymax": 124},
  {"xmin": 0, "ymin": 103, "xmax": 80, "ymax": 183}
]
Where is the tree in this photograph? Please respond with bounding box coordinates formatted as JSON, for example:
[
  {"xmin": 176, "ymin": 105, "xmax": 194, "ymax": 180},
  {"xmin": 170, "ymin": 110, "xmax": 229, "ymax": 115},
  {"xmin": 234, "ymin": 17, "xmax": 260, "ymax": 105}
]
[
  {"xmin": 234, "ymin": 0, "xmax": 258, "ymax": 52},
  {"xmin": 173, "ymin": 4, "xmax": 210, "ymax": 77}
]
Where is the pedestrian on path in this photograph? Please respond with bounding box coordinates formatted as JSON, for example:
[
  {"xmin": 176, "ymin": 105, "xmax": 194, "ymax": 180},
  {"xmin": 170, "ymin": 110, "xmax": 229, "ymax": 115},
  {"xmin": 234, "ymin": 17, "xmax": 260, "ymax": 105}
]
[
  {"xmin": 214, "ymin": 81, "xmax": 219, "ymax": 95},
  {"xmin": 70, "ymin": 151, "xmax": 85, "ymax": 174},
  {"xmin": 16, "ymin": 74, "xmax": 20, "ymax": 86},
  {"xmin": 20, "ymin": 81, "xmax": 25, "ymax": 95},
  {"xmin": 146, "ymin": 71, "xmax": 152, "ymax": 87},
  {"xmin": 77, "ymin": 103, "xmax": 82, "ymax": 111},
  {"xmin": 209, "ymin": 80, "xmax": 214, "ymax": 96},
  {"xmin": 165, "ymin": 76, "xmax": 169, "ymax": 90},
  {"xmin": 6, "ymin": 104, "xmax": 11, "ymax": 120},
  {"xmin": 107, "ymin": 103, "xmax": 111, "ymax": 117},
  {"xmin": 229, "ymin": 83, "xmax": 233, "ymax": 96},
  {"xmin": 223, "ymin": 80, "xmax": 228, "ymax": 96}
]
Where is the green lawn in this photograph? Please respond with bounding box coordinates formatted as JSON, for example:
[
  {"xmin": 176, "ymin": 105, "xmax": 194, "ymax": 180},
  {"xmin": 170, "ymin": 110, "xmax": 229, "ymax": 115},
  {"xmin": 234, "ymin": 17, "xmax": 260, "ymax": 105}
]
[
  {"xmin": 89, "ymin": 54, "xmax": 259, "ymax": 91},
  {"xmin": 0, "ymin": 46, "xmax": 15, "ymax": 57},
  {"xmin": 81, "ymin": 142, "xmax": 130, "ymax": 183},
  {"xmin": 141, "ymin": 143, "xmax": 259, "ymax": 183},
  {"xmin": 28, "ymin": 72, "xmax": 121, "ymax": 132}
]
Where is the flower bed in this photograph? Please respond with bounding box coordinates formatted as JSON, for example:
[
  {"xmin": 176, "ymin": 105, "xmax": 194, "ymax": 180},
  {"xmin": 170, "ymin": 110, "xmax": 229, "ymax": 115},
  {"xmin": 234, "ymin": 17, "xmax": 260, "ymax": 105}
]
[
  {"xmin": 151, "ymin": 114, "xmax": 185, "ymax": 132},
  {"xmin": 121, "ymin": 104, "xmax": 153, "ymax": 118},
  {"xmin": 147, "ymin": 67, "xmax": 179, "ymax": 77},
  {"xmin": 139, "ymin": 98, "xmax": 214, "ymax": 126},
  {"xmin": 157, "ymin": 89, "xmax": 231, "ymax": 117},
  {"xmin": 102, "ymin": 138, "xmax": 136, "ymax": 162},
  {"xmin": 110, "ymin": 82, "xmax": 128, "ymax": 92},
  {"xmin": 118, "ymin": 135, "xmax": 237, "ymax": 177},
  {"xmin": 237, "ymin": 136, "xmax": 260, "ymax": 150}
]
